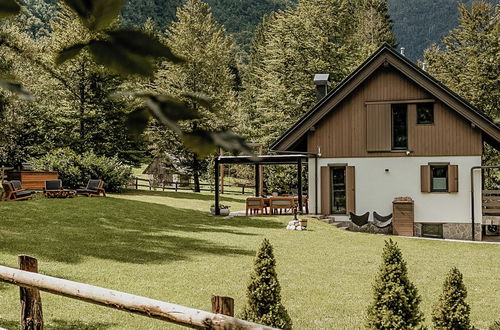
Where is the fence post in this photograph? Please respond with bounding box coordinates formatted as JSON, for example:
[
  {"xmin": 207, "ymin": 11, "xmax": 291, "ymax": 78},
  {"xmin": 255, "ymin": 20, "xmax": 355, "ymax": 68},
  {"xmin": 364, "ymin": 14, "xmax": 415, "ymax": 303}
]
[
  {"xmin": 211, "ymin": 295, "xmax": 234, "ymax": 317},
  {"xmin": 18, "ymin": 255, "xmax": 43, "ymax": 330},
  {"xmin": 175, "ymin": 182, "xmax": 178, "ymax": 192},
  {"xmin": 135, "ymin": 178, "xmax": 138, "ymax": 190},
  {"xmin": 242, "ymin": 184, "xmax": 245, "ymax": 195}
]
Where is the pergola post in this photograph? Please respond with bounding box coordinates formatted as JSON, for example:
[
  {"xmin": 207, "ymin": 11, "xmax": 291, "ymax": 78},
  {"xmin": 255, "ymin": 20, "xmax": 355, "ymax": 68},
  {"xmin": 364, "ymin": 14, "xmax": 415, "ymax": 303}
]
[
  {"xmin": 297, "ymin": 158, "xmax": 303, "ymax": 214},
  {"xmin": 254, "ymin": 164, "xmax": 260, "ymax": 197},
  {"xmin": 214, "ymin": 157, "xmax": 220, "ymax": 216}
]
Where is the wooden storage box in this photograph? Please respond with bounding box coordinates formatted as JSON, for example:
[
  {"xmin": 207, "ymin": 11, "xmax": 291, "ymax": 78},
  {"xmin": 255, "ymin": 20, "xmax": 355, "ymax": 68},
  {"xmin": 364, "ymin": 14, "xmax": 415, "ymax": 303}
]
[
  {"xmin": 7, "ymin": 171, "xmax": 59, "ymax": 190},
  {"xmin": 392, "ymin": 197, "xmax": 414, "ymax": 236}
]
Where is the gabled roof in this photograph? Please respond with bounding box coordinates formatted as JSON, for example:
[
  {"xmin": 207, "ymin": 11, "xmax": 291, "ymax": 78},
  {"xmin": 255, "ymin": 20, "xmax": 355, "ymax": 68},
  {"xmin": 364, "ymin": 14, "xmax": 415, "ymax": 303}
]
[{"xmin": 270, "ymin": 44, "xmax": 500, "ymax": 151}]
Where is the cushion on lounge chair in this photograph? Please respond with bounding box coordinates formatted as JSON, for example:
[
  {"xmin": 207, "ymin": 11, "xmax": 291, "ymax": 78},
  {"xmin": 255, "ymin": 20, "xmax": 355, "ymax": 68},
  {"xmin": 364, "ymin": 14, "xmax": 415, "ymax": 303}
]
[
  {"xmin": 272, "ymin": 200, "xmax": 293, "ymax": 206},
  {"xmin": 87, "ymin": 179, "xmax": 101, "ymax": 190},
  {"xmin": 247, "ymin": 200, "xmax": 261, "ymax": 206},
  {"xmin": 10, "ymin": 180, "xmax": 22, "ymax": 190},
  {"xmin": 15, "ymin": 191, "xmax": 35, "ymax": 198},
  {"xmin": 76, "ymin": 189, "xmax": 98, "ymax": 194},
  {"xmin": 349, "ymin": 212, "xmax": 369, "ymax": 227},
  {"xmin": 45, "ymin": 180, "xmax": 62, "ymax": 191}
]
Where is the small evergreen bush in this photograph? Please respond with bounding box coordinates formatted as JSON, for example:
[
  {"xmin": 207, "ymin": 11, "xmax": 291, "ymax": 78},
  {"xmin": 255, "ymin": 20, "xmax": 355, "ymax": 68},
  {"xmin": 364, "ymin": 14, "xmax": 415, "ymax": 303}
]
[
  {"xmin": 240, "ymin": 238, "xmax": 292, "ymax": 330},
  {"xmin": 432, "ymin": 267, "xmax": 472, "ymax": 330},
  {"xmin": 489, "ymin": 320, "xmax": 500, "ymax": 330},
  {"xmin": 366, "ymin": 239, "xmax": 424, "ymax": 329},
  {"xmin": 31, "ymin": 148, "xmax": 132, "ymax": 192}
]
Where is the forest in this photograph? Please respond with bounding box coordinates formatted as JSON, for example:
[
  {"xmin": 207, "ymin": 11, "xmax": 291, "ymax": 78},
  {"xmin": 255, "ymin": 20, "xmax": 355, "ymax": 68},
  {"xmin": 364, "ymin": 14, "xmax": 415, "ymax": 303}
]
[{"xmin": 0, "ymin": 0, "xmax": 498, "ymax": 192}]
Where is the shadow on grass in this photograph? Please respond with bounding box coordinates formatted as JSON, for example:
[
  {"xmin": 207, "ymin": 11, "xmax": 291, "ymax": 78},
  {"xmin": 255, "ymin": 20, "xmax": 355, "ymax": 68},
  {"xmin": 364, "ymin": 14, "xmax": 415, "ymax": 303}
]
[
  {"xmin": 46, "ymin": 319, "xmax": 116, "ymax": 330},
  {"xmin": 0, "ymin": 197, "xmax": 282, "ymax": 265},
  {"xmin": 0, "ymin": 317, "xmax": 17, "ymax": 329},
  {"xmin": 120, "ymin": 189, "xmax": 246, "ymax": 203}
]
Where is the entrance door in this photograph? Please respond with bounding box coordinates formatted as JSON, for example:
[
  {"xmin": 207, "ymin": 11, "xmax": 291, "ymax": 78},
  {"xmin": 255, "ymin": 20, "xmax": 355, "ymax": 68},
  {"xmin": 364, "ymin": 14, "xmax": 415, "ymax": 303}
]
[{"xmin": 331, "ymin": 167, "xmax": 346, "ymax": 214}]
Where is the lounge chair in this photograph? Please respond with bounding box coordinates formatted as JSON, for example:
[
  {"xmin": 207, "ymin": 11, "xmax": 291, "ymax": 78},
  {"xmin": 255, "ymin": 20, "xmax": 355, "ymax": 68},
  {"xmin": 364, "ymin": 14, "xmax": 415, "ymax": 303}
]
[
  {"xmin": 76, "ymin": 179, "xmax": 106, "ymax": 197},
  {"xmin": 1, "ymin": 181, "xmax": 35, "ymax": 201},
  {"xmin": 270, "ymin": 197, "xmax": 295, "ymax": 215},
  {"xmin": 246, "ymin": 197, "xmax": 266, "ymax": 215},
  {"xmin": 349, "ymin": 212, "xmax": 369, "ymax": 227},
  {"xmin": 44, "ymin": 179, "xmax": 63, "ymax": 197},
  {"xmin": 373, "ymin": 212, "xmax": 392, "ymax": 228}
]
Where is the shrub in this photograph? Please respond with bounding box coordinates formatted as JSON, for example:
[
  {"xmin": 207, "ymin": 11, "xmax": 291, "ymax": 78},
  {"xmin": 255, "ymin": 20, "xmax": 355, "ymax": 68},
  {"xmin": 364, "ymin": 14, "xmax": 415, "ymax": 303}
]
[
  {"xmin": 30, "ymin": 149, "xmax": 132, "ymax": 192},
  {"xmin": 366, "ymin": 239, "xmax": 424, "ymax": 329},
  {"xmin": 432, "ymin": 267, "xmax": 472, "ymax": 330},
  {"xmin": 490, "ymin": 320, "xmax": 500, "ymax": 330},
  {"xmin": 240, "ymin": 238, "xmax": 292, "ymax": 330}
]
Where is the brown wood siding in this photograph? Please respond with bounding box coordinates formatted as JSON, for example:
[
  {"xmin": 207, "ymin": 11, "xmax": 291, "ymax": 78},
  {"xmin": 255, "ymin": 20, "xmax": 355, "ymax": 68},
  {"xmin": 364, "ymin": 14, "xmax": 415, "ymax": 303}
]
[
  {"xmin": 320, "ymin": 166, "xmax": 331, "ymax": 215},
  {"xmin": 308, "ymin": 67, "xmax": 482, "ymax": 157},
  {"xmin": 448, "ymin": 165, "xmax": 459, "ymax": 193},
  {"xmin": 346, "ymin": 166, "xmax": 355, "ymax": 213},
  {"xmin": 393, "ymin": 201, "xmax": 414, "ymax": 236},
  {"xmin": 420, "ymin": 165, "xmax": 431, "ymax": 193},
  {"xmin": 366, "ymin": 104, "xmax": 391, "ymax": 151}
]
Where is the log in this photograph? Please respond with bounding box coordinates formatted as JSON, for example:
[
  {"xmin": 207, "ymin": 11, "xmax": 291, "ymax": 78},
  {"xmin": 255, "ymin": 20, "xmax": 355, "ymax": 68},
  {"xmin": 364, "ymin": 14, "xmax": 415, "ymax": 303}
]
[
  {"xmin": 211, "ymin": 295, "xmax": 234, "ymax": 316},
  {"xmin": 0, "ymin": 265, "xmax": 277, "ymax": 330},
  {"xmin": 19, "ymin": 255, "xmax": 43, "ymax": 330}
]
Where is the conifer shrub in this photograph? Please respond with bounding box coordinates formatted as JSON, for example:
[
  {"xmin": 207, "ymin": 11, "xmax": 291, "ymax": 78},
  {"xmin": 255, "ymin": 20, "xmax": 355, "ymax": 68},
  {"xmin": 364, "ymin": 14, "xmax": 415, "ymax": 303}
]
[
  {"xmin": 489, "ymin": 320, "xmax": 500, "ymax": 330},
  {"xmin": 366, "ymin": 239, "xmax": 424, "ymax": 329},
  {"xmin": 240, "ymin": 238, "xmax": 292, "ymax": 330},
  {"xmin": 432, "ymin": 267, "xmax": 472, "ymax": 330}
]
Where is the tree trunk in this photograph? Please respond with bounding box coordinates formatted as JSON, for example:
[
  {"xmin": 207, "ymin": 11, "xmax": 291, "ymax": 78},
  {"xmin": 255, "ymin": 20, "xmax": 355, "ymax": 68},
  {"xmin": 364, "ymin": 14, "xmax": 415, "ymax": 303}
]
[{"xmin": 193, "ymin": 154, "xmax": 201, "ymax": 192}]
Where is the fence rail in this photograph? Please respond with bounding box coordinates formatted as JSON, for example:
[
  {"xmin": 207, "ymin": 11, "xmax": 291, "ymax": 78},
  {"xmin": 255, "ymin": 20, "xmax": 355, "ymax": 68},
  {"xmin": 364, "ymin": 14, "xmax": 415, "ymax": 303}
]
[
  {"xmin": 128, "ymin": 177, "xmax": 255, "ymax": 195},
  {"xmin": 0, "ymin": 255, "xmax": 277, "ymax": 330}
]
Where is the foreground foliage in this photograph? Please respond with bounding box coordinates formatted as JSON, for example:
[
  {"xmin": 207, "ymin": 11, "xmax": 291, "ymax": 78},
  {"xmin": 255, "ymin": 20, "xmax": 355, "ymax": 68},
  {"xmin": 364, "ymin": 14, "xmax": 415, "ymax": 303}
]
[
  {"xmin": 241, "ymin": 238, "xmax": 292, "ymax": 330},
  {"xmin": 366, "ymin": 239, "xmax": 424, "ymax": 329}
]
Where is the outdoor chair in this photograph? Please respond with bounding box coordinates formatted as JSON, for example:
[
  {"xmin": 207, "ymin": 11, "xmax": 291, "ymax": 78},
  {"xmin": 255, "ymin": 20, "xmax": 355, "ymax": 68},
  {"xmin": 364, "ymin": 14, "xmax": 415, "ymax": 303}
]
[
  {"xmin": 76, "ymin": 179, "xmax": 106, "ymax": 197},
  {"xmin": 294, "ymin": 195, "xmax": 309, "ymax": 214},
  {"xmin": 246, "ymin": 197, "xmax": 266, "ymax": 215},
  {"xmin": 373, "ymin": 212, "xmax": 392, "ymax": 228},
  {"xmin": 269, "ymin": 197, "xmax": 295, "ymax": 215},
  {"xmin": 44, "ymin": 179, "xmax": 63, "ymax": 196},
  {"xmin": 1, "ymin": 181, "xmax": 35, "ymax": 201},
  {"xmin": 349, "ymin": 212, "xmax": 369, "ymax": 227}
]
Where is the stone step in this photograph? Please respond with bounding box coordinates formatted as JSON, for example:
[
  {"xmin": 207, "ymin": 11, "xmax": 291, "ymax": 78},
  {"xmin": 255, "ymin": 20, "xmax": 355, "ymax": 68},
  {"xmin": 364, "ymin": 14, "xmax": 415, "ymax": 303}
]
[{"xmin": 319, "ymin": 218, "xmax": 335, "ymax": 224}]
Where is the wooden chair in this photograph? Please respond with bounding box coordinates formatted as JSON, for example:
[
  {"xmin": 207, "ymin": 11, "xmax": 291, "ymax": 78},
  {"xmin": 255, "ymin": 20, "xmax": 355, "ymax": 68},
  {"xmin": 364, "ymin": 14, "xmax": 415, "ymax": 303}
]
[
  {"xmin": 44, "ymin": 179, "xmax": 63, "ymax": 197},
  {"xmin": 1, "ymin": 182, "xmax": 35, "ymax": 201},
  {"xmin": 246, "ymin": 197, "xmax": 266, "ymax": 215},
  {"xmin": 76, "ymin": 179, "xmax": 106, "ymax": 197},
  {"xmin": 349, "ymin": 212, "xmax": 370, "ymax": 227},
  {"xmin": 269, "ymin": 197, "xmax": 295, "ymax": 215}
]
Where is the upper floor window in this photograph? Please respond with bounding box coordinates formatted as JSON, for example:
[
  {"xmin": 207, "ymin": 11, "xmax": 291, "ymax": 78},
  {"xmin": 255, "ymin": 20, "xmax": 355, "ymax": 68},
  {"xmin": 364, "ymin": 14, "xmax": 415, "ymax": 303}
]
[
  {"xmin": 417, "ymin": 103, "xmax": 434, "ymax": 124},
  {"xmin": 392, "ymin": 104, "xmax": 408, "ymax": 150}
]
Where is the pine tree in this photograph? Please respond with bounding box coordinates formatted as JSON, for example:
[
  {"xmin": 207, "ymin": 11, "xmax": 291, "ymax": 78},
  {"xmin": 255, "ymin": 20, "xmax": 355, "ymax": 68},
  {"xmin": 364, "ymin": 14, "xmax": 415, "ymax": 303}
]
[
  {"xmin": 432, "ymin": 267, "xmax": 472, "ymax": 330},
  {"xmin": 241, "ymin": 238, "xmax": 292, "ymax": 330},
  {"xmin": 366, "ymin": 239, "xmax": 424, "ymax": 329}
]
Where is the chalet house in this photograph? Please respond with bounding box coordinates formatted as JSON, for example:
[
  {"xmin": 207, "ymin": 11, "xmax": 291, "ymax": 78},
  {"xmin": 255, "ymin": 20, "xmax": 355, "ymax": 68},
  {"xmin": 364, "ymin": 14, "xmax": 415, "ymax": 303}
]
[{"xmin": 270, "ymin": 45, "xmax": 500, "ymax": 241}]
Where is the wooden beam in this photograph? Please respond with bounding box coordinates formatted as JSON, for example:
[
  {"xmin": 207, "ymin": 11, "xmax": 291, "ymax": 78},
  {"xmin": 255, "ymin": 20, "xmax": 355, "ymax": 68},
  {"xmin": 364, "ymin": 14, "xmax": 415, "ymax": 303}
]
[
  {"xmin": 365, "ymin": 98, "xmax": 435, "ymax": 105},
  {"xmin": 0, "ymin": 265, "xmax": 277, "ymax": 330}
]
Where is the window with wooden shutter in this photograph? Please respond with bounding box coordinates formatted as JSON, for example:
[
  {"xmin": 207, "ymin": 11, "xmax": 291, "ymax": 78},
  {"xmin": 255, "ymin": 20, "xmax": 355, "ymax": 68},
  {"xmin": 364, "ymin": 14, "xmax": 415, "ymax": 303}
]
[
  {"xmin": 346, "ymin": 166, "xmax": 356, "ymax": 213},
  {"xmin": 366, "ymin": 104, "xmax": 391, "ymax": 152},
  {"xmin": 421, "ymin": 165, "xmax": 431, "ymax": 192},
  {"xmin": 320, "ymin": 166, "xmax": 331, "ymax": 215},
  {"xmin": 448, "ymin": 165, "xmax": 458, "ymax": 192}
]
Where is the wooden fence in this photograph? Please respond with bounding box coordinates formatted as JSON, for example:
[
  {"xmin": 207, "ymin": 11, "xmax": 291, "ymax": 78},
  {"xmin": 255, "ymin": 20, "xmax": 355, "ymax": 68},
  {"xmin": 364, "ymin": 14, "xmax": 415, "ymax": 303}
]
[
  {"xmin": 129, "ymin": 177, "xmax": 255, "ymax": 195},
  {"xmin": 482, "ymin": 190, "xmax": 500, "ymax": 215},
  {"xmin": 0, "ymin": 255, "xmax": 277, "ymax": 330}
]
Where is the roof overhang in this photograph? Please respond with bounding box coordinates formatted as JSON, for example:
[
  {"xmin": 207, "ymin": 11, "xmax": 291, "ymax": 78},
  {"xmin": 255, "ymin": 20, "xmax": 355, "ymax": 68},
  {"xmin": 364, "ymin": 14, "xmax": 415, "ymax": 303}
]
[
  {"xmin": 270, "ymin": 44, "xmax": 500, "ymax": 151},
  {"xmin": 217, "ymin": 154, "xmax": 310, "ymax": 165}
]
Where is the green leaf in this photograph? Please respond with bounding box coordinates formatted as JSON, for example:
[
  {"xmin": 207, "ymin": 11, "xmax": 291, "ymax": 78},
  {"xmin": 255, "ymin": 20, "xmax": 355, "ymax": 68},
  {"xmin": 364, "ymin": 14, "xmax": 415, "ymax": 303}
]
[
  {"xmin": 55, "ymin": 43, "xmax": 88, "ymax": 65},
  {"xmin": 0, "ymin": 79, "xmax": 33, "ymax": 100},
  {"xmin": 90, "ymin": 0, "xmax": 124, "ymax": 31},
  {"xmin": 107, "ymin": 29, "xmax": 184, "ymax": 63},
  {"xmin": 88, "ymin": 40, "xmax": 153, "ymax": 76},
  {"xmin": 182, "ymin": 130, "xmax": 218, "ymax": 157},
  {"xmin": 125, "ymin": 107, "xmax": 150, "ymax": 136},
  {"xmin": 0, "ymin": 0, "xmax": 21, "ymax": 18}
]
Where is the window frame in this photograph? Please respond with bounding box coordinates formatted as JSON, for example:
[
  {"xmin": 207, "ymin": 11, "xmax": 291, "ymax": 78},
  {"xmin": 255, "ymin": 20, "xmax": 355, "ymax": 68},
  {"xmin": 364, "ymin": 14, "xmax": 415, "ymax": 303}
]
[
  {"xmin": 330, "ymin": 166, "xmax": 347, "ymax": 215},
  {"xmin": 391, "ymin": 103, "xmax": 408, "ymax": 150},
  {"xmin": 416, "ymin": 102, "xmax": 434, "ymax": 125},
  {"xmin": 430, "ymin": 165, "xmax": 448, "ymax": 192}
]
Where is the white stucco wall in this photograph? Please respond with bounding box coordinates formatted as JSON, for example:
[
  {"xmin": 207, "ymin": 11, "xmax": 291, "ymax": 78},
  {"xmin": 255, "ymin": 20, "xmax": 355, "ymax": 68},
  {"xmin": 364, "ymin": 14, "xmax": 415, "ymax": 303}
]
[{"xmin": 308, "ymin": 156, "xmax": 482, "ymax": 224}]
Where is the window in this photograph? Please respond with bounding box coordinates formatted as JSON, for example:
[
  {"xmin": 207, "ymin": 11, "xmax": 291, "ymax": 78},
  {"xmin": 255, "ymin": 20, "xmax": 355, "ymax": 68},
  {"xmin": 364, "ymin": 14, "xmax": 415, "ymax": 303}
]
[
  {"xmin": 417, "ymin": 103, "xmax": 434, "ymax": 124},
  {"xmin": 392, "ymin": 104, "xmax": 408, "ymax": 150},
  {"xmin": 431, "ymin": 165, "xmax": 448, "ymax": 192},
  {"xmin": 422, "ymin": 224, "xmax": 443, "ymax": 238},
  {"xmin": 330, "ymin": 167, "xmax": 346, "ymax": 214}
]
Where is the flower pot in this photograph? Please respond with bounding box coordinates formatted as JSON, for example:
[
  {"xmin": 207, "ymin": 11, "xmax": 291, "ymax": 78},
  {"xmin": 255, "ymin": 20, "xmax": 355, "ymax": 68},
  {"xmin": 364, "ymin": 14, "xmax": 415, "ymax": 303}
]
[
  {"xmin": 299, "ymin": 219, "xmax": 308, "ymax": 227},
  {"xmin": 220, "ymin": 208, "xmax": 231, "ymax": 216}
]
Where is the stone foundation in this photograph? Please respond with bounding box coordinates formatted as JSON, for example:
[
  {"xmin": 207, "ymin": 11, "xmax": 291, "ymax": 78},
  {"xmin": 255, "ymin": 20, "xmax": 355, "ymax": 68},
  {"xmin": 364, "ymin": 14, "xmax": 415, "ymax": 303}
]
[
  {"xmin": 414, "ymin": 223, "xmax": 481, "ymax": 241},
  {"xmin": 347, "ymin": 222, "xmax": 392, "ymax": 235}
]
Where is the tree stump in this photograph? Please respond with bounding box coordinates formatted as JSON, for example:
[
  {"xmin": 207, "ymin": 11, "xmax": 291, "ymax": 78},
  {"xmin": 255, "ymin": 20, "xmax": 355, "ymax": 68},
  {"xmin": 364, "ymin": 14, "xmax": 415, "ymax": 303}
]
[{"xmin": 211, "ymin": 295, "xmax": 234, "ymax": 316}]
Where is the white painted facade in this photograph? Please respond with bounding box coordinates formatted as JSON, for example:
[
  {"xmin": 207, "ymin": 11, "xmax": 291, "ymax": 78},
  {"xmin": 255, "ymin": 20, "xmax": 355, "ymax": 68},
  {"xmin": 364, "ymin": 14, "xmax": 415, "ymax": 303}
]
[{"xmin": 307, "ymin": 156, "xmax": 482, "ymax": 224}]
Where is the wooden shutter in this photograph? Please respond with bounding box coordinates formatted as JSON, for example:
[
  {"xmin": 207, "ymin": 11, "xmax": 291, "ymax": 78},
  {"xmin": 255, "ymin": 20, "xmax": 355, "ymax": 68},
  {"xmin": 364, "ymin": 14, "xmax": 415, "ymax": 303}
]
[
  {"xmin": 346, "ymin": 166, "xmax": 355, "ymax": 214},
  {"xmin": 320, "ymin": 166, "xmax": 331, "ymax": 215},
  {"xmin": 448, "ymin": 165, "xmax": 459, "ymax": 192},
  {"xmin": 366, "ymin": 104, "xmax": 392, "ymax": 152},
  {"xmin": 420, "ymin": 165, "xmax": 430, "ymax": 192}
]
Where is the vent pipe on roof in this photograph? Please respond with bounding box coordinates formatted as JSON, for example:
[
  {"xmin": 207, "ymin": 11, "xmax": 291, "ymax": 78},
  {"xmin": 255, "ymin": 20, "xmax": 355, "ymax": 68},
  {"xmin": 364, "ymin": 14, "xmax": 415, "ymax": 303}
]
[
  {"xmin": 422, "ymin": 61, "xmax": 427, "ymax": 71},
  {"xmin": 400, "ymin": 47, "xmax": 405, "ymax": 56},
  {"xmin": 314, "ymin": 74, "xmax": 330, "ymax": 102}
]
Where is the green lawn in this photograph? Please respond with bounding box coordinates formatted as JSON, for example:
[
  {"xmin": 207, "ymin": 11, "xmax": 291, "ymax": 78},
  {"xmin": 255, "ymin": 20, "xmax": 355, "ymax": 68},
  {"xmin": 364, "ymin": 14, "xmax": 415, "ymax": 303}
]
[{"xmin": 0, "ymin": 191, "xmax": 499, "ymax": 329}]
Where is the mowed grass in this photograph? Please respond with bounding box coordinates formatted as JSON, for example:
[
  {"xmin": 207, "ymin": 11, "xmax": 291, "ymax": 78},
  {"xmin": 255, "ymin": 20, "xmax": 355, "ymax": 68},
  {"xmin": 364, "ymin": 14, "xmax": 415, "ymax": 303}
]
[{"xmin": 0, "ymin": 190, "xmax": 498, "ymax": 329}]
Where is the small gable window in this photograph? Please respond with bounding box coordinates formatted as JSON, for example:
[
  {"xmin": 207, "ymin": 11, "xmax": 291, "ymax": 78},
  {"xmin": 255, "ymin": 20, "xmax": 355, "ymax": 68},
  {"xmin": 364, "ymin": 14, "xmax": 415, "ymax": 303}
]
[{"xmin": 417, "ymin": 103, "xmax": 434, "ymax": 124}]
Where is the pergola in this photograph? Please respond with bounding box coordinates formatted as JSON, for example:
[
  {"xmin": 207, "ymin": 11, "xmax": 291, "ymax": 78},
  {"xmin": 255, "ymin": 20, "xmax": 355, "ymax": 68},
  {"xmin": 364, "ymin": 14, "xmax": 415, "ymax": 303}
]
[{"xmin": 213, "ymin": 154, "xmax": 310, "ymax": 216}]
